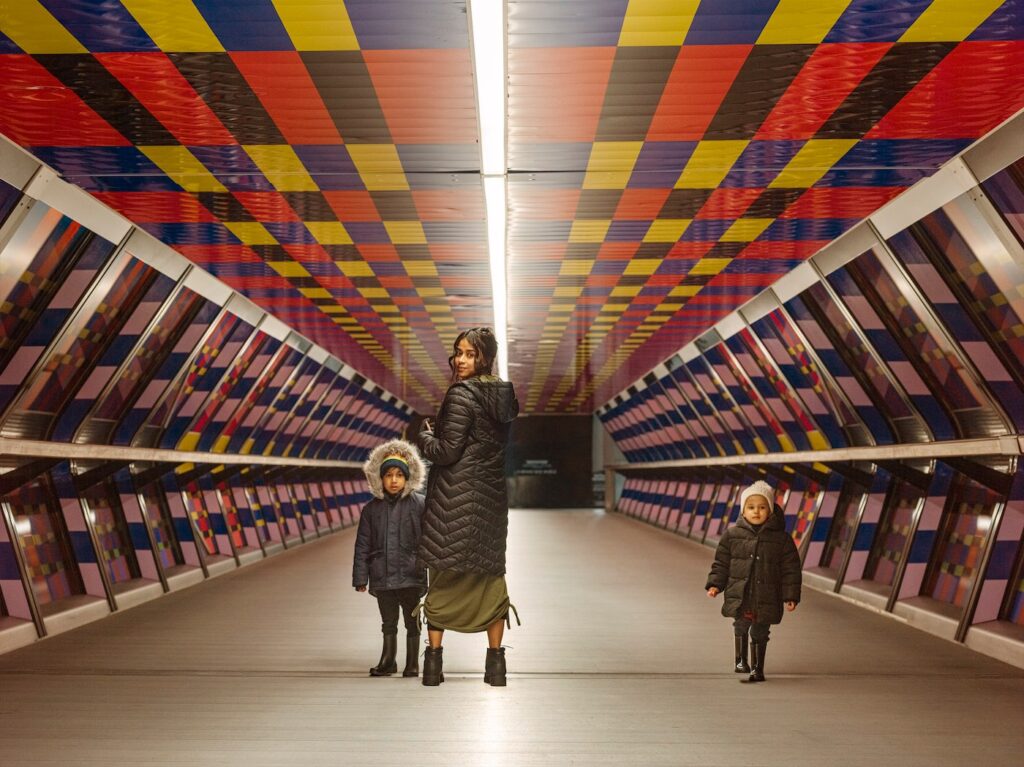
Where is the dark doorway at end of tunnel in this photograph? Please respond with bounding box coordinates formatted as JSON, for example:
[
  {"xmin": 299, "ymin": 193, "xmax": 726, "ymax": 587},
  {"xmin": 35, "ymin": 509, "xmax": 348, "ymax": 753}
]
[{"xmin": 506, "ymin": 416, "xmax": 594, "ymax": 508}]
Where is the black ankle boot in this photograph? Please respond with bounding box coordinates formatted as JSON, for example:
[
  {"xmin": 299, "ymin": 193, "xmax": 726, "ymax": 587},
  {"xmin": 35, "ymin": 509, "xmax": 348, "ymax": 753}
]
[
  {"xmin": 734, "ymin": 634, "xmax": 750, "ymax": 673},
  {"xmin": 485, "ymin": 647, "xmax": 506, "ymax": 687},
  {"xmin": 744, "ymin": 641, "xmax": 767, "ymax": 683},
  {"xmin": 370, "ymin": 634, "xmax": 398, "ymax": 676},
  {"xmin": 422, "ymin": 646, "xmax": 444, "ymax": 686},
  {"xmin": 402, "ymin": 635, "xmax": 420, "ymax": 678}
]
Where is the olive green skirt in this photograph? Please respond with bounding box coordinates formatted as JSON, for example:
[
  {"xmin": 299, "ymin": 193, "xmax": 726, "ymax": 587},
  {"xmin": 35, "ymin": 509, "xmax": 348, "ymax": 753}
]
[{"xmin": 423, "ymin": 568, "xmax": 509, "ymax": 633}]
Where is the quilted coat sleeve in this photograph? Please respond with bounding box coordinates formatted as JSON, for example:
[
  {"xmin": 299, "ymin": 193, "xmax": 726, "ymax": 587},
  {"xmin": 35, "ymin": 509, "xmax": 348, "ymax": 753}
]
[
  {"xmin": 706, "ymin": 529, "xmax": 732, "ymax": 591},
  {"xmin": 780, "ymin": 533, "xmax": 802, "ymax": 604},
  {"xmin": 418, "ymin": 385, "xmax": 475, "ymax": 467},
  {"xmin": 352, "ymin": 503, "xmax": 371, "ymax": 587}
]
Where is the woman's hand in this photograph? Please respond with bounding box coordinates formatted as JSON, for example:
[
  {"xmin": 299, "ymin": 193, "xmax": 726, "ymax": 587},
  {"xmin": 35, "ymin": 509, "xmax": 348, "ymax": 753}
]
[
  {"xmin": 355, "ymin": 585, "xmax": 367, "ymax": 593},
  {"xmin": 784, "ymin": 601, "xmax": 796, "ymax": 612},
  {"xmin": 421, "ymin": 418, "xmax": 433, "ymax": 434},
  {"xmin": 706, "ymin": 587, "xmax": 719, "ymax": 598}
]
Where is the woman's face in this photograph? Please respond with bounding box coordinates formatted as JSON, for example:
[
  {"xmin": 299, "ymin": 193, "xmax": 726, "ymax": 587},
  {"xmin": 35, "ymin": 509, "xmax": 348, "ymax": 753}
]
[{"xmin": 454, "ymin": 338, "xmax": 479, "ymax": 380}]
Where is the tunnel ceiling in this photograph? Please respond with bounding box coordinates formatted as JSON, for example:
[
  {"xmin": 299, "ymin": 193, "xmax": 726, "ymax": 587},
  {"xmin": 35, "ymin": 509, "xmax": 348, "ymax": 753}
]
[{"xmin": 1, "ymin": 2, "xmax": 1023, "ymax": 415}]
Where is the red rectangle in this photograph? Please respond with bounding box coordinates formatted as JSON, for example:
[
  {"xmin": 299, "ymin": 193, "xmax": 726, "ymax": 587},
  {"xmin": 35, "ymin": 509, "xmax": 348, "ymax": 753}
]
[
  {"xmin": 757, "ymin": 43, "xmax": 890, "ymax": 140},
  {"xmin": 868, "ymin": 41, "xmax": 1024, "ymax": 139},
  {"xmin": 97, "ymin": 53, "xmax": 235, "ymax": 146},
  {"xmin": 647, "ymin": 46, "xmax": 750, "ymax": 141},
  {"xmin": 0, "ymin": 56, "xmax": 128, "ymax": 146},
  {"xmin": 232, "ymin": 51, "xmax": 343, "ymax": 145}
]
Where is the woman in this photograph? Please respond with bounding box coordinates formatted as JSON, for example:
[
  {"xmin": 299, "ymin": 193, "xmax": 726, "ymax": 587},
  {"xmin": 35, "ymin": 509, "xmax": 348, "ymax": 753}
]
[{"xmin": 416, "ymin": 327, "xmax": 519, "ymax": 687}]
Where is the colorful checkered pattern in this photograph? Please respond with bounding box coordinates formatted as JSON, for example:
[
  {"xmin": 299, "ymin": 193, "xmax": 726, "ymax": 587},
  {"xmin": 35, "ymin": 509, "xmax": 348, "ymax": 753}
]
[{"xmin": 2, "ymin": 2, "xmax": 1022, "ymax": 413}]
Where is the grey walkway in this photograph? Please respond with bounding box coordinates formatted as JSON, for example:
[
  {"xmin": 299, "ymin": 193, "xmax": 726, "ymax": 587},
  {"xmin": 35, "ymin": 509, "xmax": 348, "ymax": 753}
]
[{"xmin": 2, "ymin": 510, "xmax": 1022, "ymax": 766}]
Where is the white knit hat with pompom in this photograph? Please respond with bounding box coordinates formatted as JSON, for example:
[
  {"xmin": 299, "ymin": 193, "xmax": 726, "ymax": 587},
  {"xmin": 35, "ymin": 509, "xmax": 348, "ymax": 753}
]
[{"xmin": 740, "ymin": 480, "xmax": 775, "ymax": 510}]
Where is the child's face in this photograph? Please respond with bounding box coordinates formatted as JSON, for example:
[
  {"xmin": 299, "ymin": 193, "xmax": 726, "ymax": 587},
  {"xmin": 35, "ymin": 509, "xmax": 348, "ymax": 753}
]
[
  {"xmin": 382, "ymin": 467, "xmax": 407, "ymax": 495},
  {"xmin": 742, "ymin": 494, "xmax": 771, "ymax": 525}
]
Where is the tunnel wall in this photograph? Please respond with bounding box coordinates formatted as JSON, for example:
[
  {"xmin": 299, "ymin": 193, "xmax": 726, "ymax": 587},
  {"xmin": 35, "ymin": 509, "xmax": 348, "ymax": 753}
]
[
  {"xmin": 0, "ymin": 139, "xmax": 411, "ymax": 653},
  {"xmin": 599, "ymin": 115, "xmax": 1024, "ymax": 667}
]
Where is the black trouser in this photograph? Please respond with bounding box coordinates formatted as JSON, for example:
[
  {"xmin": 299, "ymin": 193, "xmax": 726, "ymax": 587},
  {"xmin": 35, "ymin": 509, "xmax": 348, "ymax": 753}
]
[
  {"xmin": 733, "ymin": 616, "xmax": 770, "ymax": 643},
  {"xmin": 376, "ymin": 587, "xmax": 421, "ymax": 636}
]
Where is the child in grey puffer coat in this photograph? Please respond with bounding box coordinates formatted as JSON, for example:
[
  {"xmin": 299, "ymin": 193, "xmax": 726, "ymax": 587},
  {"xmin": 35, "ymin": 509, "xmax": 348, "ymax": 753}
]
[{"xmin": 706, "ymin": 480, "xmax": 801, "ymax": 683}]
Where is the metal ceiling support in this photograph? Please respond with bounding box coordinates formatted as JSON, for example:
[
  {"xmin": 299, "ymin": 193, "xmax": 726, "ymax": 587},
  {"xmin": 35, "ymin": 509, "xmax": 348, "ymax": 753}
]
[{"xmin": 0, "ymin": 436, "xmax": 361, "ymax": 470}]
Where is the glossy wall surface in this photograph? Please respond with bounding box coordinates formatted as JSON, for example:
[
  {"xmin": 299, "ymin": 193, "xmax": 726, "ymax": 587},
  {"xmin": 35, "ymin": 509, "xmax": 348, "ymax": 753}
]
[
  {"xmin": 602, "ymin": 133, "xmax": 1024, "ymax": 661},
  {"xmin": 0, "ymin": 171, "xmax": 407, "ymax": 649}
]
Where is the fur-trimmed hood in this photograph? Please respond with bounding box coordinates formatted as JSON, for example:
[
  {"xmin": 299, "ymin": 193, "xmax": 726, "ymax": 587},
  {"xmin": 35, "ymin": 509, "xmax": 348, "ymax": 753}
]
[{"xmin": 363, "ymin": 439, "xmax": 426, "ymax": 499}]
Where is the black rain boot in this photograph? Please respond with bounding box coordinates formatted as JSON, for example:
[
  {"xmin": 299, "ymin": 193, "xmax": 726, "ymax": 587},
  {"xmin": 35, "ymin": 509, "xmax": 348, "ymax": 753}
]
[
  {"xmin": 422, "ymin": 646, "xmax": 444, "ymax": 686},
  {"xmin": 734, "ymin": 634, "xmax": 750, "ymax": 674},
  {"xmin": 485, "ymin": 646, "xmax": 506, "ymax": 687},
  {"xmin": 369, "ymin": 633, "xmax": 398, "ymax": 676},
  {"xmin": 402, "ymin": 634, "xmax": 420, "ymax": 678},
  {"xmin": 744, "ymin": 641, "xmax": 767, "ymax": 683}
]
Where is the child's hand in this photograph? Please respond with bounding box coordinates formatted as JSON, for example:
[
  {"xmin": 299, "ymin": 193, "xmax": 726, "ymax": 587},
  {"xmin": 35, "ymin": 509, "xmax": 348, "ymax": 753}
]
[
  {"xmin": 707, "ymin": 587, "xmax": 719, "ymax": 598},
  {"xmin": 784, "ymin": 601, "xmax": 796, "ymax": 612},
  {"xmin": 355, "ymin": 585, "xmax": 367, "ymax": 592}
]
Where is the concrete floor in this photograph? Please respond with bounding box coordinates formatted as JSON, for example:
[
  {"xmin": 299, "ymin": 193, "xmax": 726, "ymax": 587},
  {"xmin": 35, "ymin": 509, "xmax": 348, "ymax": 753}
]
[{"xmin": 1, "ymin": 509, "xmax": 1022, "ymax": 766}]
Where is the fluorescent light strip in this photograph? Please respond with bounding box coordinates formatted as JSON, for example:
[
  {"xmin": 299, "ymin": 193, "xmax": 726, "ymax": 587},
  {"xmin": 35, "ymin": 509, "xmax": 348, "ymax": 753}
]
[
  {"xmin": 470, "ymin": 0, "xmax": 506, "ymax": 176},
  {"xmin": 470, "ymin": 0, "xmax": 509, "ymax": 378},
  {"xmin": 484, "ymin": 176, "xmax": 508, "ymax": 378}
]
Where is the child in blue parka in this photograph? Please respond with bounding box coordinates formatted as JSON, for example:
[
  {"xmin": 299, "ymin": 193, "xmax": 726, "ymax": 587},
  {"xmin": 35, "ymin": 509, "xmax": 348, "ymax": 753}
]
[{"xmin": 352, "ymin": 439, "xmax": 427, "ymax": 677}]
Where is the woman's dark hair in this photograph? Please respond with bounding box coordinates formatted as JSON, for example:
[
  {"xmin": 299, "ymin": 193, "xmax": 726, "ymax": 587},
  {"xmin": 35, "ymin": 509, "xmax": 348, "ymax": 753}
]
[{"xmin": 449, "ymin": 327, "xmax": 498, "ymax": 383}]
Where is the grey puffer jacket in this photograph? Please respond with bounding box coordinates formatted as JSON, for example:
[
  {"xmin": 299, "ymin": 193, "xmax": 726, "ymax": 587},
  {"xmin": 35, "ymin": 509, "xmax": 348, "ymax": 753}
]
[
  {"xmin": 352, "ymin": 439, "xmax": 428, "ymax": 596},
  {"xmin": 705, "ymin": 505, "xmax": 802, "ymax": 625},
  {"xmin": 417, "ymin": 376, "xmax": 519, "ymax": 575}
]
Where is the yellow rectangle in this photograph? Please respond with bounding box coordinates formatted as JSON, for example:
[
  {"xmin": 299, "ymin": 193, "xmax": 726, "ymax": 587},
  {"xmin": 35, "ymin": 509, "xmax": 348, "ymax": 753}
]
[
  {"xmin": 644, "ymin": 219, "xmax": 691, "ymax": 242},
  {"xmin": 272, "ymin": 0, "xmax": 360, "ymax": 50},
  {"xmin": 689, "ymin": 257, "xmax": 732, "ymax": 275},
  {"xmin": 404, "ymin": 261, "xmax": 438, "ymax": 276},
  {"xmin": 306, "ymin": 221, "xmax": 352, "ymax": 244},
  {"xmin": 582, "ymin": 171, "xmax": 633, "ymax": 190},
  {"xmin": 900, "ymin": 0, "xmax": 1005, "ymax": 42},
  {"xmin": 417, "ymin": 287, "xmax": 445, "ymax": 297},
  {"xmin": 177, "ymin": 432, "xmax": 200, "ymax": 452},
  {"xmin": 676, "ymin": 141, "xmax": 749, "ymax": 189},
  {"xmin": 611, "ymin": 285, "xmax": 643, "ymax": 297},
  {"xmin": 385, "ymin": 221, "xmax": 427, "ymax": 245},
  {"xmin": 619, "ymin": 0, "xmax": 701, "ymax": 46},
  {"xmin": 720, "ymin": 218, "xmax": 773, "ymax": 242},
  {"xmin": 669, "ymin": 285, "xmax": 702, "ymax": 297},
  {"xmin": 757, "ymin": 0, "xmax": 851, "ymax": 44},
  {"xmin": 121, "ymin": 0, "xmax": 224, "ymax": 51},
  {"xmin": 226, "ymin": 222, "xmax": 278, "ymax": 245},
  {"xmin": 770, "ymin": 139, "xmax": 857, "ymax": 188},
  {"xmin": 299, "ymin": 287, "xmax": 332, "ymax": 299},
  {"xmin": 336, "ymin": 261, "xmax": 374, "ymax": 277},
  {"xmin": 212, "ymin": 435, "xmax": 231, "ymax": 454},
  {"xmin": 358, "ymin": 288, "xmax": 388, "ymax": 299},
  {"xmin": 624, "ymin": 258, "xmax": 661, "ymax": 276},
  {"xmin": 319, "ymin": 305, "xmax": 346, "ymax": 314},
  {"xmin": 347, "ymin": 145, "xmax": 409, "ymax": 191},
  {"xmin": 583, "ymin": 142, "xmax": 643, "ymax": 189},
  {"xmin": 569, "ymin": 220, "xmax": 611, "ymax": 243},
  {"xmin": 268, "ymin": 260, "xmax": 312, "ymax": 278},
  {"xmin": 553, "ymin": 286, "xmax": 583, "ymax": 297},
  {"xmin": 245, "ymin": 145, "xmax": 319, "ymax": 192},
  {"xmin": 141, "ymin": 146, "xmax": 226, "ymax": 192},
  {"xmin": 1, "ymin": 1, "xmax": 87, "ymax": 52}
]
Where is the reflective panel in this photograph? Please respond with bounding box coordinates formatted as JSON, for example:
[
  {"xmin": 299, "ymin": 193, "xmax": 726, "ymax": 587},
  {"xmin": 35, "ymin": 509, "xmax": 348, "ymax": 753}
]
[
  {"xmin": 3, "ymin": 476, "xmax": 84, "ymax": 607},
  {"xmin": 81, "ymin": 481, "xmax": 140, "ymax": 585}
]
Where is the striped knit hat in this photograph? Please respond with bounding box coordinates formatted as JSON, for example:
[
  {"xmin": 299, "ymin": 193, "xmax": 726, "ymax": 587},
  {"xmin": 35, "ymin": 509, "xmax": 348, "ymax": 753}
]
[{"xmin": 380, "ymin": 453, "xmax": 410, "ymax": 479}]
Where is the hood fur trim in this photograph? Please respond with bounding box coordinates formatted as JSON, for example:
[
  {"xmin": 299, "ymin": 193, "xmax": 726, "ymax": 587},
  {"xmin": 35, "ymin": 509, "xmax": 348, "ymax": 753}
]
[{"xmin": 363, "ymin": 439, "xmax": 426, "ymax": 498}]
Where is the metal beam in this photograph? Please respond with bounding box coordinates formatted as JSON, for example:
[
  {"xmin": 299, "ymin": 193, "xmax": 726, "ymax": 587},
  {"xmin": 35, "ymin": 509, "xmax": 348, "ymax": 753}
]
[
  {"xmin": 606, "ymin": 435, "xmax": 1022, "ymax": 472},
  {"xmin": 0, "ymin": 437, "xmax": 362, "ymax": 470}
]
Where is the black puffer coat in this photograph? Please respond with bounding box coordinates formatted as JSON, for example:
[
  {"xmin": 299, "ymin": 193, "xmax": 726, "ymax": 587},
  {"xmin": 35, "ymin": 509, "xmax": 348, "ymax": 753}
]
[
  {"xmin": 705, "ymin": 506, "xmax": 802, "ymax": 625},
  {"xmin": 417, "ymin": 376, "xmax": 519, "ymax": 575}
]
